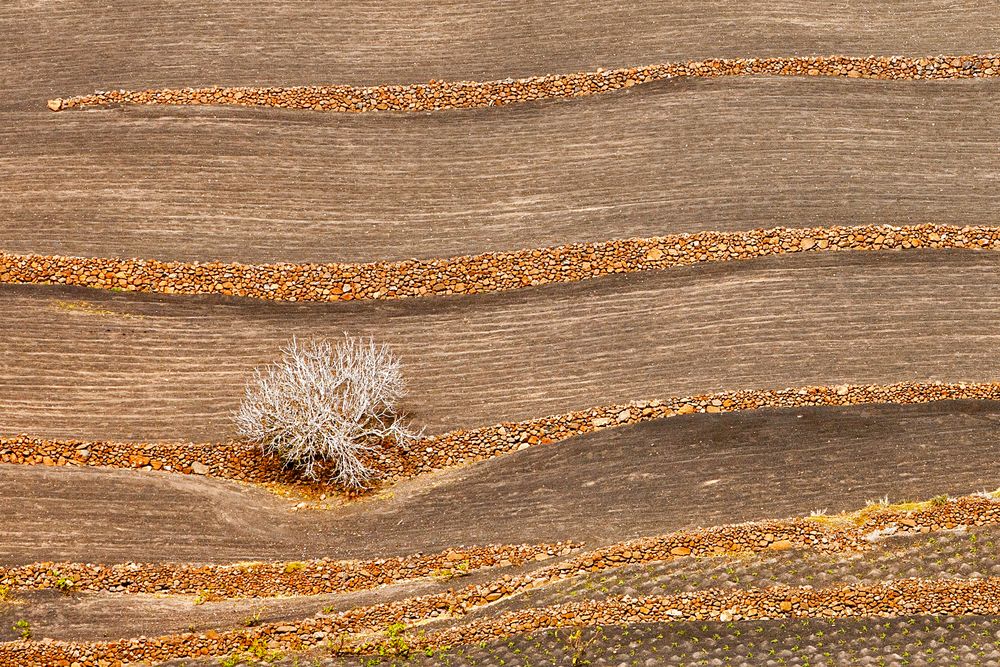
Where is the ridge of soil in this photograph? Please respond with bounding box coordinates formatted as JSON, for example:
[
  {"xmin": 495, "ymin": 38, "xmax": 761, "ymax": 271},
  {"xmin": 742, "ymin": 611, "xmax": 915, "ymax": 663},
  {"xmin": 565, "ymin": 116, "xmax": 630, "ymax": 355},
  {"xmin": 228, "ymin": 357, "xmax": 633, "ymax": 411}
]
[{"xmin": 3, "ymin": 400, "xmax": 1000, "ymax": 564}]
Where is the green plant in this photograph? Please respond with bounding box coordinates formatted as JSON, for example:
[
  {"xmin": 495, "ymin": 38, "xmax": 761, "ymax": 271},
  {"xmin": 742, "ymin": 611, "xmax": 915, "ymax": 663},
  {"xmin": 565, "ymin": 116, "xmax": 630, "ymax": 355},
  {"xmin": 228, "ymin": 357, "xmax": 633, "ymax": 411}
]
[
  {"xmin": 12, "ymin": 619, "xmax": 31, "ymax": 640},
  {"xmin": 0, "ymin": 585, "xmax": 16, "ymax": 606},
  {"xmin": 242, "ymin": 609, "xmax": 263, "ymax": 627},
  {"xmin": 377, "ymin": 622, "xmax": 410, "ymax": 658},
  {"xmin": 558, "ymin": 627, "xmax": 604, "ymax": 665},
  {"xmin": 55, "ymin": 576, "xmax": 75, "ymax": 595}
]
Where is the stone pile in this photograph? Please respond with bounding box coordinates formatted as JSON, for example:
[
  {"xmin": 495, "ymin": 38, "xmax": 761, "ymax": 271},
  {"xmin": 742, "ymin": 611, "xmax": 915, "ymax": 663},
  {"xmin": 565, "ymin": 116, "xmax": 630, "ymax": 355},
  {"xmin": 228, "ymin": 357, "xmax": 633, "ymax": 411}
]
[
  {"xmin": 4, "ymin": 224, "xmax": 999, "ymax": 302},
  {"xmin": 48, "ymin": 55, "xmax": 1000, "ymax": 113},
  {"xmin": 4, "ymin": 381, "xmax": 999, "ymax": 496},
  {"xmin": 0, "ymin": 543, "xmax": 575, "ymax": 599},
  {"xmin": 3, "ymin": 493, "xmax": 998, "ymax": 665}
]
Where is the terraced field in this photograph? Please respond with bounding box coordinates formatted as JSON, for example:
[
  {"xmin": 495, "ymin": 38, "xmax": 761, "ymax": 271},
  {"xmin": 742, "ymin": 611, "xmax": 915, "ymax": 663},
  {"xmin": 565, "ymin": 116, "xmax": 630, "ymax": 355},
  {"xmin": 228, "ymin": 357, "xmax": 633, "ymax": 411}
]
[
  {"xmin": 5, "ymin": 251, "xmax": 1000, "ymax": 440},
  {"xmin": 5, "ymin": 80, "xmax": 1000, "ymax": 263},
  {"xmin": 2, "ymin": 1, "xmax": 999, "ymax": 665}
]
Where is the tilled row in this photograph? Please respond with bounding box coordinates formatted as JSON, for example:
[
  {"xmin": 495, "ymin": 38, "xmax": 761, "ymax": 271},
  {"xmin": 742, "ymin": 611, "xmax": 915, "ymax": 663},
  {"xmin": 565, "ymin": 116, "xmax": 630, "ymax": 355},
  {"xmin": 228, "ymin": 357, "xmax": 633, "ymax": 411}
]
[
  {"xmin": 411, "ymin": 578, "xmax": 1000, "ymax": 653},
  {"xmin": 48, "ymin": 54, "xmax": 1000, "ymax": 113},
  {"xmin": 3, "ymin": 224, "xmax": 999, "ymax": 302},
  {"xmin": 3, "ymin": 381, "xmax": 999, "ymax": 495},
  {"xmin": 3, "ymin": 494, "xmax": 998, "ymax": 666},
  {"xmin": 0, "ymin": 543, "xmax": 574, "ymax": 600}
]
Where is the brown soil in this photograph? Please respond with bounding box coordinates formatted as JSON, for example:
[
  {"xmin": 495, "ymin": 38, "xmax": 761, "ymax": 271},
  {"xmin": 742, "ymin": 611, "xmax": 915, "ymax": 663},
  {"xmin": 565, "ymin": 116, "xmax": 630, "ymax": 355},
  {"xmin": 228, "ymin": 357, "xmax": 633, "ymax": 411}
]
[
  {"xmin": 3, "ymin": 250, "xmax": 1000, "ymax": 441},
  {"xmin": 2, "ymin": 400, "xmax": 998, "ymax": 565},
  {"xmin": 3, "ymin": 79, "xmax": 1000, "ymax": 264},
  {"xmin": 4, "ymin": 1, "xmax": 1000, "ymax": 110}
]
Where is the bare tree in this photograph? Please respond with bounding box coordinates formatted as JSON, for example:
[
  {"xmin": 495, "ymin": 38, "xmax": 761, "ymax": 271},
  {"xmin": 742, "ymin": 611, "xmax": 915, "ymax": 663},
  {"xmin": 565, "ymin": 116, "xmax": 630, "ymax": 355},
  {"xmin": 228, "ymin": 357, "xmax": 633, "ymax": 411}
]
[{"xmin": 235, "ymin": 336, "xmax": 414, "ymax": 488}]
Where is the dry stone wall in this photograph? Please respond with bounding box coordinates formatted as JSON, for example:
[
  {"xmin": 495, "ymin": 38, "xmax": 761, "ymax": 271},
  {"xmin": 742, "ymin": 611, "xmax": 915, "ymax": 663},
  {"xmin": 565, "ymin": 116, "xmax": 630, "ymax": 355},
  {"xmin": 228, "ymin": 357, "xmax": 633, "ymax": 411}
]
[
  {"xmin": 3, "ymin": 224, "xmax": 999, "ymax": 302},
  {"xmin": 48, "ymin": 54, "xmax": 1000, "ymax": 113},
  {"xmin": 3, "ymin": 381, "xmax": 999, "ymax": 496},
  {"xmin": 0, "ymin": 543, "xmax": 575, "ymax": 599}
]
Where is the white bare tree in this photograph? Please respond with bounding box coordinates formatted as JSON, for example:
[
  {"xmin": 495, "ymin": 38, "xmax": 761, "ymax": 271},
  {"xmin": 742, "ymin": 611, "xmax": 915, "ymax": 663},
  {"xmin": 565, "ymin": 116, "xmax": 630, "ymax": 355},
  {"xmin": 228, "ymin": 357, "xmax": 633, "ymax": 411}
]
[{"xmin": 235, "ymin": 336, "xmax": 414, "ymax": 488}]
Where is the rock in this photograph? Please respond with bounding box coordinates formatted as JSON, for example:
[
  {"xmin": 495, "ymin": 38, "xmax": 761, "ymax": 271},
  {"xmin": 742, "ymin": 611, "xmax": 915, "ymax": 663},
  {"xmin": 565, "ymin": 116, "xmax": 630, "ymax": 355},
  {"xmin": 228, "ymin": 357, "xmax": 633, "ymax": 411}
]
[
  {"xmin": 190, "ymin": 461, "xmax": 209, "ymax": 475},
  {"xmin": 47, "ymin": 98, "xmax": 63, "ymax": 111},
  {"xmin": 670, "ymin": 546, "xmax": 691, "ymax": 556},
  {"xmin": 769, "ymin": 540, "xmax": 794, "ymax": 551},
  {"xmin": 645, "ymin": 248, "xmax": 664, "ymax": 261}
]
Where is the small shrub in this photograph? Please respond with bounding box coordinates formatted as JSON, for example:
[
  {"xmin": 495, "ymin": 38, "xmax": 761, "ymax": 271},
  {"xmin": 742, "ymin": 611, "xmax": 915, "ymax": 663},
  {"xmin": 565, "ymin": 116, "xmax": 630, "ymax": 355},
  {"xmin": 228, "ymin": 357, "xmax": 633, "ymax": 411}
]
[
  {"xmin": 12, "ymin": 619, "xmax": 30, "ymax": 640},
  {"xmin": 235, "ymin": 336, "xmax": 415, "ymax": 488}
]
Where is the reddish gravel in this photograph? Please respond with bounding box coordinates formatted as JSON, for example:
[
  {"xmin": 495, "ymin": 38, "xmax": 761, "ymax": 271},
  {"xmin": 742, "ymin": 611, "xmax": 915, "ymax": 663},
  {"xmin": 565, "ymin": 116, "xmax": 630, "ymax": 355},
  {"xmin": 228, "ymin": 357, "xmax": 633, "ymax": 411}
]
[
  {"xmin": 4, "ymin": 400, "xmax": 1000, "ymax": 565},
  {"xmin": 49, "ymin": 55, "xmax": 1000, "ymax": 113},
  {"xmin": 3, "ymin": 494, "xmax": 999, "ymax": 665},
  {"xmin": 2, "ymin": 224, "xmax": 998, "ymax": 303},
  {"xmin": 4, "ymin": 381, "xmax": 1000, "ymax": 494}
]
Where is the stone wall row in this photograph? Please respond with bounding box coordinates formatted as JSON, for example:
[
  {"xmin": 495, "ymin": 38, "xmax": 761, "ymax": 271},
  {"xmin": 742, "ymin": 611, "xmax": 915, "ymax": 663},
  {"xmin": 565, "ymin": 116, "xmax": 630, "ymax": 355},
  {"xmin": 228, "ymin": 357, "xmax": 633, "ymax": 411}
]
[
  {"xmin": 48, "ymin": 54, "xmax": 1000, "ymax": 113},
  {"xmin": 3, "ymin": 224, "xmax": 999, "ymax": 302},
  {"xmin": 3, "ymin": 493, "xmax": 997, "ymax": 665},
  {"xmin": 0, "ymin": 543, "xmax": 575, "ymax": 600},
  {"xmin": 3, "ymin": 381, "xmax": 999, "ymax": 496}
]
